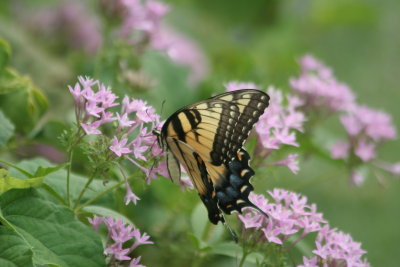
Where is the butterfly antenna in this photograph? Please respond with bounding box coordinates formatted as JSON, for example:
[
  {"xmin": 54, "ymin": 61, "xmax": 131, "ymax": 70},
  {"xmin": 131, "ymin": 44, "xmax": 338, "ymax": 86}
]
[{"xmin": 160, "ymin": 99, "xmax": 166, "ymax": 117}]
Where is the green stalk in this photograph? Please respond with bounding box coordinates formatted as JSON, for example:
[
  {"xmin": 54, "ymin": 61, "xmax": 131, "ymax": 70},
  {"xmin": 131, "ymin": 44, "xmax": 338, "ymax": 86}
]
[
  {"xmin": 74, "ymin": 179, "xmax": 126, "ymax": 212},
  {"xmin": 73, "ymin": 170, "xmax": 97, "ymax": 209},
  {"xmin": 66, "ymin": 149, "xmax": 73, "ymax": 207},
  {"xmin": 238, "ymin": 248, "xmax": 249, "ymax": 267}
]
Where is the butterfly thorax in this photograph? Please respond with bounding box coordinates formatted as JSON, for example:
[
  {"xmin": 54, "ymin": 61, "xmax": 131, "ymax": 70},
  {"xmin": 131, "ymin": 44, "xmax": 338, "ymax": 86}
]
[{"xmin": 152, "ymin": 129, "xmax": 167, "ymax": 151}]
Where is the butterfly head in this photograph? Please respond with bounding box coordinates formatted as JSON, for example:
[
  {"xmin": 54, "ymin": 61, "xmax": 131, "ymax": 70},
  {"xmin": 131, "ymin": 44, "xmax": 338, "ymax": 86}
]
[{"xmin": 152, "ymin": 129, "xmax": 166, "ymax": 151}]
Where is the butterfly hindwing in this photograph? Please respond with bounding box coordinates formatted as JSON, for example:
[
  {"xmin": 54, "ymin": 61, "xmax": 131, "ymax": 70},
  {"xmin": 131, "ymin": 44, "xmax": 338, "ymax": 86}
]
[
  {"xmin": 215, "ymin": 148, "xmax": 255, "ymax": 214},
  {"xmin": 166, "ymin": 149, "xmax": 181, "ymax": 184}
]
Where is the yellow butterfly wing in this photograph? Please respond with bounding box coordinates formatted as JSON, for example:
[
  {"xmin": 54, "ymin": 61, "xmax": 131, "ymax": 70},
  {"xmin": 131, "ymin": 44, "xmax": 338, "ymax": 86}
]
[{"xmin": 161, "ymin": 89, "xmax": 269, "ymax": 185}]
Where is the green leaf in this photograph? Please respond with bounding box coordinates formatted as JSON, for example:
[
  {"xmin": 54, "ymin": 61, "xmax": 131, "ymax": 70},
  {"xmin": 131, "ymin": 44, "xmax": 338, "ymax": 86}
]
[
  {"xmin": 142, "ymin": 51, "xmax": 195, "ymax": 116},
  {"xmin": 190, "ymin": 202, "xmax": 209, "ymax": 239},
  {"xmin": 0, "ymin": 227, "xmax": 34, "ymax": 267},
  {"xmin": 33, "ymin": 163, "xmax": 69, "ymax": 177},
  {"xmin": 0, "ymin": 189, "xmax": 105, "ymax": 267},
  {"xmin": 10, "ymin": 158, "xmax": 116, "ymax": 204},
  {"xmin": 82, "ymin": 205, "xmax": 135, "ymax": 226},
  {"xmin": 0, "ymin": 162, "xmax": 69, "ymax": 197},
  {"xmin": 0, "ymin": 38, "xmax": 11, "ymax": 74},
  {"xmin": 0, "ymin": 68, "xmax": 26, "ymax": 95},
  {"xmin": 0, "ymin": 169, "xmax": 44, "ymax": 195},
  {"xmin": 190, "ymin": 202, "xmax": 225, "ymax": 247},
  {"xmin": 0, "ymin": 110, "xmax": 14, "ymax": 147},
  {"xmin": 0, "ymin": 70, "xmax": 48, "ymax": 134}
]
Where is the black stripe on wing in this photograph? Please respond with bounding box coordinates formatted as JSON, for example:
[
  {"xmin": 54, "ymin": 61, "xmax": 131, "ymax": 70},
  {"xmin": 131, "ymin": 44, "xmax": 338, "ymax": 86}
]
[
  {"xmin": 192, "ymin": 151, "xmax": 224, "ymax": 225},
  {"xmin": 209, "ymin": 90, "xmax": 269, "ymax": 165}
]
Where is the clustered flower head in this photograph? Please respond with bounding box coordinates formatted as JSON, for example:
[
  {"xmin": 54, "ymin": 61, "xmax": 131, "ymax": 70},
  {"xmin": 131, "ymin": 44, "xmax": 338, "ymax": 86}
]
[
  {"xmin": 334, "ymin": 104, "xmax": 397, "ymax": 161},
  {"xmin": 239, "ymin": 189, "xmax": 370, "ymax": 267},
  {"xmin": 291, "ymin": 54, "xmax": 399, "ymax": 185},
  {"xmin": 88, "ymin": 216, "xmax": 153, "ymax": 266},
  {"xmin": 290, "ymin": 54, "xmax": 356, "ymax": 112},
  {"xmin": 331, "ymin": 104, "xmax": 398, "ymax": 185},
  {"xmin": 69, "ymin": 76, "xmax": 168, "ymax": 203},
  {"xmin": 24, "ymin": 2, "xmax": 102, "ymax": 54},
  {"xmin": 69, "ymin": 76, "xmax": 119, "ymax": 135},
  {"xmin": 117, "ymin": 0, "xmax": 170, "ymax": 43},
  {"xmin": 104, "ymin": 0, "xmax": 208, "ymax": 85},
  {"xmin": 225, "ymin": 82, "xmax": 306, "ymax": 174}
]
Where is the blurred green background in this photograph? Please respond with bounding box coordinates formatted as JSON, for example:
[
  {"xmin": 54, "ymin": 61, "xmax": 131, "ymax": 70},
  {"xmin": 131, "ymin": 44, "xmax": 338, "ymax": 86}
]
[{"xmin": 1, "ymin": 0, "xmax": 399, "ymax": 266}]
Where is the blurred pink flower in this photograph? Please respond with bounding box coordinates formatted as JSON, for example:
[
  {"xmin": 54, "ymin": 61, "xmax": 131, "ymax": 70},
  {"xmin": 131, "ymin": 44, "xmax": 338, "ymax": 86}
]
[
  {"xmin": 330, "ymin": 140, "xmax": 350, "ymax": 159},
  {"xmin": 373, "ymin": 161, "xmax": 400, "ymax": 176},
  {"xmin": 341, "ymin": 105, "xmax": 397, "ymax": 141},
  {"xmin": 351, "ymin": 170, "xmax": 366, "ymax": 186},
  {"xmin": 152, "ymin": 26, "xmax": 209, "ymax": 85},
  {"xmin": 269, "ymin": 154, "xmax": 300, "ymax": 174},
  {"xmin": 297, "ymin": 256, "xmax": 318, "ymax": 267},
  {"xmin": 355, "ymin": 140, "xmax": 376, "ymax": 162},
  {"xmin": 224, "ymin": 81, "xmax": 260, "ymax": 91},
  {"xmin": 118, "ymin": 0, "xmax": 169, "ymax": 38},
  {"xmin": 23, "ymin": 2, "xmax": 102, "ymax": 54},
  {"xmin": 290, "ymin": 54, "xmax": 356, "ymax": 112}
]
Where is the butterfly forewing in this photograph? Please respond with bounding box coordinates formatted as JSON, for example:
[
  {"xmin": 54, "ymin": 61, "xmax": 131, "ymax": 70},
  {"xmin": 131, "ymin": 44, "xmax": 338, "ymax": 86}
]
[{"xmin": 163, "ymin": 89, "xmax": 269, "ymax": 160}]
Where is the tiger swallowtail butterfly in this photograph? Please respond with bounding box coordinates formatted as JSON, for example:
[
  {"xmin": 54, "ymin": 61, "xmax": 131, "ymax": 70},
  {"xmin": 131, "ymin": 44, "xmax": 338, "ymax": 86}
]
[{"xmin": 153, "ymin": 89, "xmax": 270, "ymax": 240}]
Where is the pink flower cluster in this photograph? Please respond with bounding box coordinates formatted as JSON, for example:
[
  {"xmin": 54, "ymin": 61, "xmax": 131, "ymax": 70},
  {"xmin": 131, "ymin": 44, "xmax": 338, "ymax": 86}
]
[
  {"xmin": 239, "ymin": 189, "xmax": 370, "ymax": 267},
  {"xmin": 88, "ymin": 216, "xmax": 153, "ymax": 267},
  {"xmin": 332, "ymin": 104, "xmax": 398, "ymax": 185},
  {"xmin": 305, "ymin": 225, "xmax": 370, "ymax": 267},
  {"xmin": 68, "ymin": 76, "xmax": 168, "ymax": 201},
  {"xmin": 23, "ymin": 2, "xmax": 102, "ymax": 54},
  {"xmin": 291, "ymin": 55, "xmax": 399, "ymax": 185},
  {"xmin": 108, "ymin": 0, "xmax": 208, "ymax": 85},
  {"xmin": 333, "ymin": 105, "xmax": 397, "ymax": 160},
  {"xmin": 117, "ymin": 0, "xmax": 170, "ymax": 43},
  {"xmin": 225, "ymin": 82, "xmax": 306, "ymax": 174},
  {"xmin": 255, "ymin": 87, "xmax": 305, "ymax": 150},
  {"xmin": 290, "ymin": 54, "xmax": 356, "ymax": 112},
  {"xmin": 69, "ymin": 76, "xmax": 119, "ymax": 135}
]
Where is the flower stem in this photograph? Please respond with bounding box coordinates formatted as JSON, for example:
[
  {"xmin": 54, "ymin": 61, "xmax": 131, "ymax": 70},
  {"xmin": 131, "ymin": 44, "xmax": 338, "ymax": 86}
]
[
  {"xmin": 75, "ymin": 176, "xmax": 141, "ymax": 213},
  {"xmin": 66, "ymin": 149, "xmax": 73, "ymax": 207},
  {"xmin": 73, "ymin": 170, "xmax": 97, "ymax": 209},
  {"xmin": 74, "ymin": 179, "xmax": 126, "ymax": 212},
  {"xmin": 238, "ymin": 248, "xmax": 249, "ymax": 267}
]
